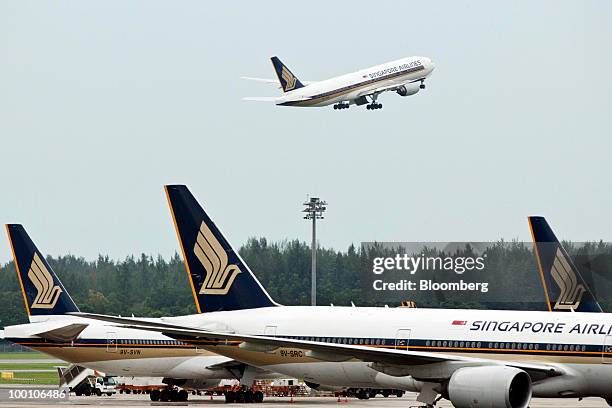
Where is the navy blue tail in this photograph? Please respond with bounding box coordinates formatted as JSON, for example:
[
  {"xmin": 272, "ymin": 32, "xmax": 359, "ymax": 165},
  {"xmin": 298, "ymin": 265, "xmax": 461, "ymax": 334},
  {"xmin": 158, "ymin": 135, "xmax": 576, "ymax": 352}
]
[
  {"xmin": 165, "ymin": 185, "xmax": 277, "ymax": 313},
  {"xmin": 270, "ymin": 56, "xmax": 304, "ymax": 92},
  {"xmin": 5, "ymin": 224, "xmax": 79, "ymax": 317},
  {"xmin": 529, "ymin": 216, "xmax": 602, "ymax": 313}
]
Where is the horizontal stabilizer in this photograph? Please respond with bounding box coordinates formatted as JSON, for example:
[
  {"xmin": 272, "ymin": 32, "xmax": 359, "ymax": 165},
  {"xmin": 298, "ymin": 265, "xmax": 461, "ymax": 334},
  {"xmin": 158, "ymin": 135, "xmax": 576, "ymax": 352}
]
[
  {"xmin": 242, "ymin": 76, "xmax": 315, "ymax": 86},
  {"xmin": 5, "ymin": 320, "xmax": 88, "ymax": 342},
  {"xmin": 35, "ymin": 323, "xmax": 89, "ymax": 342},
  {"xmin": 241, "ymin": 77, "xmax": 279, "ymax": 85},
  {"xmin": 243, "ymin": 97, "xmax": 278, "ymax": 102}
]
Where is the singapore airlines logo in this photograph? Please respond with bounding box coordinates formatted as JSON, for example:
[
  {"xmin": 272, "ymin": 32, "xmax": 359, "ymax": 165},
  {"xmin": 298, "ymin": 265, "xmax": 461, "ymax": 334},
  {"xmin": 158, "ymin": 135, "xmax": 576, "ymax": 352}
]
[
  {"xmin": 193, "ymin": 222, "xmax": 241, "ymax": 295},
  {"xmin": 28, "ymin": 253, "xmax": 62, "ymax": 309},
  {"xmin": 551, "ymin": 248, "xmax": 586, "ymax": 310},
  {"xmin": 281, "ymin": 67, "xmax": 297, "ymax": 91}
]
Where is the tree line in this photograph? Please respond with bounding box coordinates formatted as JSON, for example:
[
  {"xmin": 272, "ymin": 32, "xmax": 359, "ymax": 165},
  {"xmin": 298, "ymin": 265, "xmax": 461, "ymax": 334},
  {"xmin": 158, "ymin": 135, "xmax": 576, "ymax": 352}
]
[{"xmin": 1, "ymin": 238, "xmax": 612, "ymax": 329}]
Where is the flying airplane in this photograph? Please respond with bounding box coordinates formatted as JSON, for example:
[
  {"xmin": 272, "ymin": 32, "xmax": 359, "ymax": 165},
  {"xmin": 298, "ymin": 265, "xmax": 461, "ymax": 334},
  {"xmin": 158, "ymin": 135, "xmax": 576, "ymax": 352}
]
[
  {"xmin": 77, "ymin": 186, "xmax": 612, "ymax": 408},
  {"xmin": 243, "ymin": 55, "xmax": 435, "ymax": 110},
  {"xmin": 0, "ymin": 225, "xmax": 276, "ymax": 402}
]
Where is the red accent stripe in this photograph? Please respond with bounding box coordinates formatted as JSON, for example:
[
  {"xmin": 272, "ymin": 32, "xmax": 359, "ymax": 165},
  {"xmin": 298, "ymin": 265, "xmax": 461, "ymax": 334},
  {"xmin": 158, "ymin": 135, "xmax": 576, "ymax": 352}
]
[{"xmin": 452, "ymin": 320, "xmax": 467, "ymax": 325}]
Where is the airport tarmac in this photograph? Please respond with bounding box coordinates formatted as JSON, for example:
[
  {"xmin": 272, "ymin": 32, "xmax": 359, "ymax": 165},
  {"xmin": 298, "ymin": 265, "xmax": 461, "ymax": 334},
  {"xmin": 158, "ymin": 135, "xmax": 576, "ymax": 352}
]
[{"xmin": 0, "ymin": 394, "xmax": 607, "ymax": 407}]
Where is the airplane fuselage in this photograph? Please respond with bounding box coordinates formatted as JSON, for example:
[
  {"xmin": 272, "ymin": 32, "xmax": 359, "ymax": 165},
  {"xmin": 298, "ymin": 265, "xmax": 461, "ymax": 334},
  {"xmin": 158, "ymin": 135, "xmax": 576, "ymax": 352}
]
[
  {"xmin": 276, "ymin": 56, "xmax": 435, "ymax": 107},
  {"xmin": 4, "ymin": 316, "xmax": 236, "ymax": 382},
  {"xmin": 163, "ymin": 306, "xmax": 612, "ymax": 398}
]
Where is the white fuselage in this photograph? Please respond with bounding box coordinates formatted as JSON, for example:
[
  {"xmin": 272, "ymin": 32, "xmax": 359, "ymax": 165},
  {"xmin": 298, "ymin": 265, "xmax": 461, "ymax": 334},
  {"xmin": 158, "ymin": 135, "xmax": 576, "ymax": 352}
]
[
  {"xmin": 3, "ymin": 316, "xmax": 236, "ymax": 383},
  {"xmin": 276, "ymin": 56, "xmax": 435, "ymax": 107},
  {"xmin": 160, "ymin": 306, "xmax": 612, "ymax": 398}
]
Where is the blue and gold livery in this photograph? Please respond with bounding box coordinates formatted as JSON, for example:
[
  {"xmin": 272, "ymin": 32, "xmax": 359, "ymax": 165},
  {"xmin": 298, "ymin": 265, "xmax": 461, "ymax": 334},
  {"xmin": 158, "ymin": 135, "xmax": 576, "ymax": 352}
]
[
  {"xmin": 165, "ymin": 185, "xmax": 277, "ymax": 313},
  {"xmin": 5, "ymin": 224, "xmax": 79, "ymax": 317},
  {"xmin": 529, "ymin": 216, "xmax": 602, "ymax": 313},
  {"xmin": 270, "ymin": 56, "xmax": 304, "ymax": 93}
]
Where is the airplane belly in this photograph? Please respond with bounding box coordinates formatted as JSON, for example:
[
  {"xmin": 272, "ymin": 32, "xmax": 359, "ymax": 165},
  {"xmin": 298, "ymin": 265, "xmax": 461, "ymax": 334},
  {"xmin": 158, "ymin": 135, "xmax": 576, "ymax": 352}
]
[
  {"xmin": 80, "ymin": 356, "xmax": 231, "ymax": 378},
  {"xmin": 532, "ymin": 364, "xmax": 612, "ymax": 398},
  {"xmin": 341, "ymin": 362, "xmax": 377, "ymax": 385}
]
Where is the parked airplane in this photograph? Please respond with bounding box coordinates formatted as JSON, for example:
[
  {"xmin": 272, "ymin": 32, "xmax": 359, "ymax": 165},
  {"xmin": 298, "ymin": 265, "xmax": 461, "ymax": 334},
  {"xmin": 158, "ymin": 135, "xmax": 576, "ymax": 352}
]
[
  {"xmin": 243, "ymin": 55, "xmax": 435, "ymax": 110},
  {"xmin": 77, "ymin": 186, "xmax": 612, "ymax": 408},
  {"xmin": 0, "ymin": 225, "xmax": 275, "ymax": 402}
]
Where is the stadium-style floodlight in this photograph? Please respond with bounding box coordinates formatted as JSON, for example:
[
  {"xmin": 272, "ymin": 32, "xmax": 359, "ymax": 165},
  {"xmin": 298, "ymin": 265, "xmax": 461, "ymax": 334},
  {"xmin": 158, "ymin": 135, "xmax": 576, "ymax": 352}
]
[{"xmin": 303, "ymin": 197, "xmax": 327, "ymax": 306}]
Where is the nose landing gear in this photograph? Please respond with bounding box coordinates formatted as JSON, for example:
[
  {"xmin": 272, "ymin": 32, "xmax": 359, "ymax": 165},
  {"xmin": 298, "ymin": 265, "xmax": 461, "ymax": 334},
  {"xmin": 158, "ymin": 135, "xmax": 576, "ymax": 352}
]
[{"xmin": 420, "ymin": 79, "xmax": 426, "ymax": 90}]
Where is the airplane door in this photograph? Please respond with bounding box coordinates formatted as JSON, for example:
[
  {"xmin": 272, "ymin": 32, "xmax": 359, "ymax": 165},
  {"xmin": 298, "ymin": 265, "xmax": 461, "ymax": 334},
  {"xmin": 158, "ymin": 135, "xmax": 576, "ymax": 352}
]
[
  {"xmin": 395, "ymin": 329, "xmax": 411, "ymax": 350},
  {"xmin": 106, "ymin": 332, "xmax": 117, "ymax": 353},
  {"xmin": 603, "ymin": 335, "xmax": 612, "ymax": 363},
  {"xmin": 264, "ymin": 325, "xmax": 277, "ymax": 336},
  {"xmin": 264, "ymin": 326, "xmax": 277, "ymax": 354}
]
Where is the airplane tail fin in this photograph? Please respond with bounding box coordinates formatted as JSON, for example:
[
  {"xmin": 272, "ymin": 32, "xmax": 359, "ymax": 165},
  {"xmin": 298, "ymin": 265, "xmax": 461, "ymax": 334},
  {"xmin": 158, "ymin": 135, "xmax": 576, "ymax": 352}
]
[
  {"xmin": 164, "ymin": 185, "xmax": 277, "ymax": 313},
  {"xmin": 528, "ymin": 216, "xmax": 602, "ymax": 312},
  {"xmin": 270, "ymin": 56, "xmax": 304, "ymax": 93},
  {"xmin": 5, "ymin": 225, "xmax": 79, "ymax": 318}
]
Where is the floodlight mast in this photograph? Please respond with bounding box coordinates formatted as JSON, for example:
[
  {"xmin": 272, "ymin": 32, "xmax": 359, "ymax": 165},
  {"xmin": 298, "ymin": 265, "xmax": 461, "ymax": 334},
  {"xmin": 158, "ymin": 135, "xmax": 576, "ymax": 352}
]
[{"xmin": 303, "ymin": 197, "xmax": 327, "ymax": 306}]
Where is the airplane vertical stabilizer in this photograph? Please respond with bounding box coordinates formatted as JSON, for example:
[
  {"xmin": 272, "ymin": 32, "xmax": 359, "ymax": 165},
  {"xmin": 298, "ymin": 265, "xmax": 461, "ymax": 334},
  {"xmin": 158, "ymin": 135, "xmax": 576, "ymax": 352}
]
[
  {"xmin": 270, "ymin": 56, "xmax": 305, "ymax": 93},
  {"xmin": 165, "ymin": 185, "xmax": 277, "ymax": 313},
  {"xmin": 529, "ymin": 216, "xmax": 602, "ymax": 312},
  {"xmin": 5, "ymin": 224, "xmax": 80, "ymax": 318}
]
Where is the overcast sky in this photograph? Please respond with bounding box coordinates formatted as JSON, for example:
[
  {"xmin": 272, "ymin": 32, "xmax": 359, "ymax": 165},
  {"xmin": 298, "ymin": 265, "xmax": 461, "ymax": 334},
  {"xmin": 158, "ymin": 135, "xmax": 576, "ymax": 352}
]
[{"xmin": 0, "ymin": 1, "xmax": 610, "ymax": 264}]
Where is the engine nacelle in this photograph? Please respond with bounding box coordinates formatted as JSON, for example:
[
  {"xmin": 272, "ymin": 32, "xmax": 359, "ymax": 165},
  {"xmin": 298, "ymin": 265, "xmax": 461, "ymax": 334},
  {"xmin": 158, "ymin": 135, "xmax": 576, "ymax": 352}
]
[
  {"xmin": 396, "ymin": 83, "xmax": 420, "ymax": 97},
  {"xmin": 447, "ymin": 366, "xmax": 531, "ymax": 408}
]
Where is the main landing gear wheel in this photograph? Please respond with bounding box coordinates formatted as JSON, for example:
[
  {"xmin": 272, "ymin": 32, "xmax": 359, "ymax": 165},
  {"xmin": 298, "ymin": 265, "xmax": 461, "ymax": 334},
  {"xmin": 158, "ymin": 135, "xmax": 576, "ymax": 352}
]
[
  {"xmin": 367, "ymin": 103, "xmax": 382, "ymax": 110},
  {"xmin": 333, "ymin": 103, "xmax": 349, "ymax": 110},
  {"xmin": 149, "ymin": 389, "xmax": 160, "ymax": 401},
  {"xmin": 224, "ymin": 389, "xmax": 264, "ymax": 403}
]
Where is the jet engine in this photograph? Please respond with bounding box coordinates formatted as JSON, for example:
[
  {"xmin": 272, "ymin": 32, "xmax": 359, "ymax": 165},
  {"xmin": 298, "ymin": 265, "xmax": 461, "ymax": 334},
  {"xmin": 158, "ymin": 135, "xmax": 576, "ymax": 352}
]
[
  {"xmin": 447, "ymin": 366, "xmax": 532, "ymax": 408},
  {"xmin": 396, "ymin": 83, "xmax": 420, "ymax": 97}
]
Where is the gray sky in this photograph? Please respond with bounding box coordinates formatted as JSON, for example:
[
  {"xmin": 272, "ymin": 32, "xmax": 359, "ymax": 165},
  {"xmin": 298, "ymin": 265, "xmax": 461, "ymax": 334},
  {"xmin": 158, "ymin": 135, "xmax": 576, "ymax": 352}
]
[{"xmin": 1, "ymin": 1, "xmax": 611, "ymax": 264}]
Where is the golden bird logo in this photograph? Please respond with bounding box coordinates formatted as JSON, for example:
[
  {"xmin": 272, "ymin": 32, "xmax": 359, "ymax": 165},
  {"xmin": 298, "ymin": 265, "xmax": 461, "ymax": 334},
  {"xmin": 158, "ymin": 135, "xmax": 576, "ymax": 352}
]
[
  {"xmin": 281, "ymin": 67, "xmax": 297, "ymax": 91},
  {"xmin": 194, "ymin": 222, "xmax": 241, "ymax": 295},
  {"xmin": 551, "ymin": 248, "xmax": 586, "ymax": 310},
  {"xmin": 28, "ymin": 253, "xmax": 62, "ymax": 309}
]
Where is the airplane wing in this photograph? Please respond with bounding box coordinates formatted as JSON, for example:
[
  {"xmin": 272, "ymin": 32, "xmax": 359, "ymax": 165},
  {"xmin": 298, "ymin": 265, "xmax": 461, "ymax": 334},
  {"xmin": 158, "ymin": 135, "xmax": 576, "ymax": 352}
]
[
  {"xmin": 71, "ymin": 313, "xmax": 563, "ymax": 381},
  {"xmin": 357, "ymin": 84, "xmax": 403, "ymax": 98}
]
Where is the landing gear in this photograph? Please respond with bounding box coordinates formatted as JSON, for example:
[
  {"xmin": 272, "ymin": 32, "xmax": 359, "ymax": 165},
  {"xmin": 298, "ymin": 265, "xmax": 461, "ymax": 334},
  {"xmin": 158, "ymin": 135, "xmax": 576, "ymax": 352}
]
[
  {"xmin": 156, "ymin": 386, "xmax": 188, "ymax": 402},
  {"xmin": 356, "ymin": 389, "xmax": 370, "ymax": 399},
  {"xmin": 224, "ymin": 388, "xmax": 264, "ymax": 403},
  {"xmin": 333, "ymin": 103, "xmax": 349, "ymax": 110},
  {"xmin": 366, "ymin": 94, "xmax": 382, "ymax": 110},
  {"xmin": 149, "ymin": 389, "xmax": 160, "ymax": 402},
  {"xmin": 420, "ymin": 79, "xmax": 426, "ymax": 89}
]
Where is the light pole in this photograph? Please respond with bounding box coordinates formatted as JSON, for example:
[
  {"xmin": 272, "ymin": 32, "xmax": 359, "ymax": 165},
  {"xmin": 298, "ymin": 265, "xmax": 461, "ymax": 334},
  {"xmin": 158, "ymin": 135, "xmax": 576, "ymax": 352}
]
[{"xmin": 303, "ymin": 197, "xmax": 327, "ymax": 306}]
